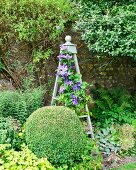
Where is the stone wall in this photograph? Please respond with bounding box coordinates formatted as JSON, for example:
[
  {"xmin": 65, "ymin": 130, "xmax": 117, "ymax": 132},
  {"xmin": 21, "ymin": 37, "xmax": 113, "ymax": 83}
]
[
  {"xmin": 62, "ymin": 30, "xmax": 136, "ymax": 91},
  {"xmin": 1, "ymin": 29, "xmax": 136, "ymax": 92}
]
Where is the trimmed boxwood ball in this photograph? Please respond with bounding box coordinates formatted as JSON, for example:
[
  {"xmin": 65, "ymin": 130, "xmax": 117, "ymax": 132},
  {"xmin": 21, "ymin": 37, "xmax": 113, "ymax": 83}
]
[{"xmin": 25, "ymin": 106, "xmax": 86, "ymax": 165}]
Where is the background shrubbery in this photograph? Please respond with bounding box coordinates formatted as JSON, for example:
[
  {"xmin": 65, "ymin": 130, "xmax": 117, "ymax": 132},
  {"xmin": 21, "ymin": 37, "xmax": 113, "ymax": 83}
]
[
  {"xmin": 0, "ymin": 117, "xmax": 22, "ymax": 150},
  {"xmin": 75, "ymin": 0, "xmax": 136, "ymax": 60},
  {"xmin": 91, "ymin": 87, "xmax": 136, "ymax": 128},
  {"xmin": 0, "ymin": 87, "xmax": 45, "ymax": 123}
]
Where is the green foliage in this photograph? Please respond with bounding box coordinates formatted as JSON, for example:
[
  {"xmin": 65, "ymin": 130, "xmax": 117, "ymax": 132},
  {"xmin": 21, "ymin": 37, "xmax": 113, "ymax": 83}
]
[
  {"xmin": 70, "ymin": 140, "xmax": 102, "ymax": 170},
  {"xmin": 1, "ymin": 0, "xmax": 76, "ymax": 63},
  {"xmin": 58, "ymin": 139, "xmax": 102, "ymax": 170},
  {"xmin": 0, "ymin": 116, "xmax": 22, "ymax": 150},
  {"xmin": 33, "ymin": 48, "xmax": 53, "ymax": 63},
  {"xmin": 0, "ymin": 87, "xmax": 45, "ymax": 123},
  {"xmin": 75, "ymin": 0, "xmax": 136, "ymax": 60},
  {"xmin": 91, "ymin": 87, "xmax": 136, "ymax": 127},
  {"xmin": 95, "ymin": 126, "xmax": 121, "ymax": 155},
  {"xmin": 25, "ymin": 106, "xmax": 86, "ymax": 165},
  {"xmin": 0, "ymin": 144, "xmax": 54, "ymax": 170}
]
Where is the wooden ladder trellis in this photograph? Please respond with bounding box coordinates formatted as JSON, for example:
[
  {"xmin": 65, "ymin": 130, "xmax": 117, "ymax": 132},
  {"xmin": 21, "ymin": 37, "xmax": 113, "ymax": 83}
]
[{"xmin": 51, "ymin": 36, "xmax": 94, "ymax": 138}]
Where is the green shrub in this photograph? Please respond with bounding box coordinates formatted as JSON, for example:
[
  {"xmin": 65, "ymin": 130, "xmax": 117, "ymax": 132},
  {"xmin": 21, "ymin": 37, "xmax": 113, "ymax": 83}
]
[
  {"xmin": 70, "ymin": 139, "xmax": 102, "ymax": 170},
  {"xmin": 0, "ymin": 0, "xmax": 76, "ymax": 70},
  {"xmin": 0, "ymin": 87, "xmax": 44, "ymax": 123},
  {"xmin": 58, "ymin": 139, "xmax": 102, "ymax": 170},
  {"xmin": 0, "ymin": 144, "xmax": 54, "ymax": 170},
  {"xmin": 0, "ymin": 116, "xmax": 22, "ymax": 150},
  {"xmin": 25, "ymin": 106, "xmax": 86, "ymax": 165},
  {"xmin": 75, "ymin": 0, "xmax": 136, "ymax": 60}
]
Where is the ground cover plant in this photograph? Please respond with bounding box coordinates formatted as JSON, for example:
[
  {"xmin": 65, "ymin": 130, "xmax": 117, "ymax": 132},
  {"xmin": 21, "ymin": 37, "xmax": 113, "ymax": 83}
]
[{"xmin": 0, "ymin": 144, "xmax": 54, "ymax": 170}]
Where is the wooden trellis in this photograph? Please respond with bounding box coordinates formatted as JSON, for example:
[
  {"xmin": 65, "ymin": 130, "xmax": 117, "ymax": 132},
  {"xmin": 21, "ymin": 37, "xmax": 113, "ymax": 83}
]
[{"xmin": 51, "ymin": 36, "xmax": 94, "ymax": 138}]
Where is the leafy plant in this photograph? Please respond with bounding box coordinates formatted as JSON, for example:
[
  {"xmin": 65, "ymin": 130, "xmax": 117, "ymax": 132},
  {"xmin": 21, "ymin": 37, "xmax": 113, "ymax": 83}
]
[
  {"xmin": 60, "ymin": 139, "xmax": 102, "ymax": 170},
  {"xmin": 95, "ymin": 127, "xmax": 121, "ymax": 155},
  {"xmin": 0, "ymin": 0, "xmax": 77, "ymax": 87},
  {"xmin": 75, "ymin": 0, "xmax": 136, "ymax": 60},
  {"xmin": 0, "ymin": 87, "xmax": 45, "ymax": 123},
  {"xmin": 91, "ymin": 87, "xmax": 136, "ymax": 128},
  {"xmin": 25, "ymin": 106, "xmax": 86, "ymax": 166},
  {"xmin": 0, "ymin": 144, "xmax": 54, "ymax": 170},
  {"xmin": 0, "ymin": 116, "xmax": 22, "ymax": 150}
]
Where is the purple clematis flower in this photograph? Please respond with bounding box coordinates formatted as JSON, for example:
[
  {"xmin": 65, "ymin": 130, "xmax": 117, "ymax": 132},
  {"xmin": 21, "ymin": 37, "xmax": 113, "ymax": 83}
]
[
  {"xmin": 72, "ymin": 98, "xmax": 79, "ymax": 106},
  {"xmin": 59, "ymin": 86, "xmax": 65, "ymax": 93},
  {"xmin": 70, "ymin": 93, "xmax": 75, "ymax": 99},
  {"xmin": 70, "ymin": 93, "xmax": 79, "ymax": 106},
  {"xmin": 57, "ymin": 54, "xmax": 66, "ymax": 59},
  {"xmin": 57, "ymin": 54, "xmax": 72, "ymax": 60},
  {"xmin": 70, "ymin": 64, "xmax": 75, "ymax": 69},
  {"xmin": 76, "ymin": 82, "xmax": 81, "ymax": 89},
  {"xmin": 65, "ymin": 79, "xmax": 73, "ymax": 85},
  {"xmin": 72, "ymin": 85, "xmax": 78, "ymax": 91},
  {"xmin": 72, "ymin": 82, "xmax": 81, "ymax": 91},
  {"xmin": 60, "ymin": 45, "xmax": 67, "ymax": 51},
  {"xmin": 65, "ymin": 54, "xmax": 72, "ymax": 60},
  {"xmin": 57, "ymin": 64, "xmax": 68, "ymax": 76}
]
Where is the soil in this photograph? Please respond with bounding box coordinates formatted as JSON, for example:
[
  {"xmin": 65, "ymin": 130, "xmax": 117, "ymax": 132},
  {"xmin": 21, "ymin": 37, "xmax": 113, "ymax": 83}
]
[{"xmin": 102, "ymin": 153, "xmax": 136, "ymax": 169}]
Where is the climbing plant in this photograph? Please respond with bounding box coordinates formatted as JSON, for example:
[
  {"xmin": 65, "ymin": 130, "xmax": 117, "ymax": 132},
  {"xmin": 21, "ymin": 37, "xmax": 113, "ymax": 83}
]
[{"xmin": 57, "ymin": 45, "xmax": 92, "ymax": 115}]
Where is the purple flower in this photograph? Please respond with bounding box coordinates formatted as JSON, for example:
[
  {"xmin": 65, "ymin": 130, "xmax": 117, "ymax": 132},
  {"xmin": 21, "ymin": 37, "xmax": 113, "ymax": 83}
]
[
  {"xmin": 72, "ymin": 82, "xmax": 81, "ymax": 91},
  {"xmin": 70, "ymin": 94, "xmax": 79, "ymax": 106},
  {"xmin": 70, "ymin": 93, "xmax": 75, "ymax": 99},
  {"xmin": 65, "ymin": 54, "xmax": 72, "ymax": 60},
  {"xmin": 57, "ymin": 54, "xmax": 72, "ymax": 60},
  {"xmin": 60, "ymin": 45, "xmax": 67, "ymax": 51},
  {"xmin": 72, "ymin": 85, "xmax": 78, "ymax": 91},
  {"xmin": 57, "ymin": 64, "xmax": 68, "ymax": 76},
  {"xmin": 72, "ymin": 98, "xmax": 79, "ymax": 106},
  {"xmin": 77, "ymin": 82, "xmax": 81, "ymax": 89},
  {"xmin": 65, "ymin": 80, "xmax": 73, "ymax": 85},
  {"xmin": 57, "ymin": 54, "xmax": 66, "ymax": 59},
  {"xmin": 70, "ymin": 64, "xmax": 75, "ymax": 69},
  {"xmin": 59, "ymin": 86, "xmax": 65, "ymax": 93}
]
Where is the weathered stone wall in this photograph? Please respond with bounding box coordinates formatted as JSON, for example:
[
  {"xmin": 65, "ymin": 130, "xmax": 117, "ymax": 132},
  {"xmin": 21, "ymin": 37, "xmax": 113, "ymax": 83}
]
[
  {"xmin": 1, "ymin": 29, "xmax": 136, "ymax": 92},
  {"xmin": 63, "ymin": 30, "xmax": 136, "ymax": 91}
]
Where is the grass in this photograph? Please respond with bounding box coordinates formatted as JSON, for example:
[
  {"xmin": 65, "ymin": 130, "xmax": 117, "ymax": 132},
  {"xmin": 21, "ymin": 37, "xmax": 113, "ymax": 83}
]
[{"xmin": 111, "ymin": 162, "xmax": 136, "ymax": 170}]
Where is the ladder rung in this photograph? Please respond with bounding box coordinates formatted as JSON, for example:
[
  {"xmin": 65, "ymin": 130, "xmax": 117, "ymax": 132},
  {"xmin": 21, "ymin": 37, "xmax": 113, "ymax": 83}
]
[
  {"xmin": 52, "ymin": 97, "xmax": 58, "ymax": 100},
  {"xmin": 87, "ymin": 131, "xmax": 92, "ymax": 135},
  {"xmin": 79, "ymin": 115, "xmax": 88, "ymax": 119}
]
